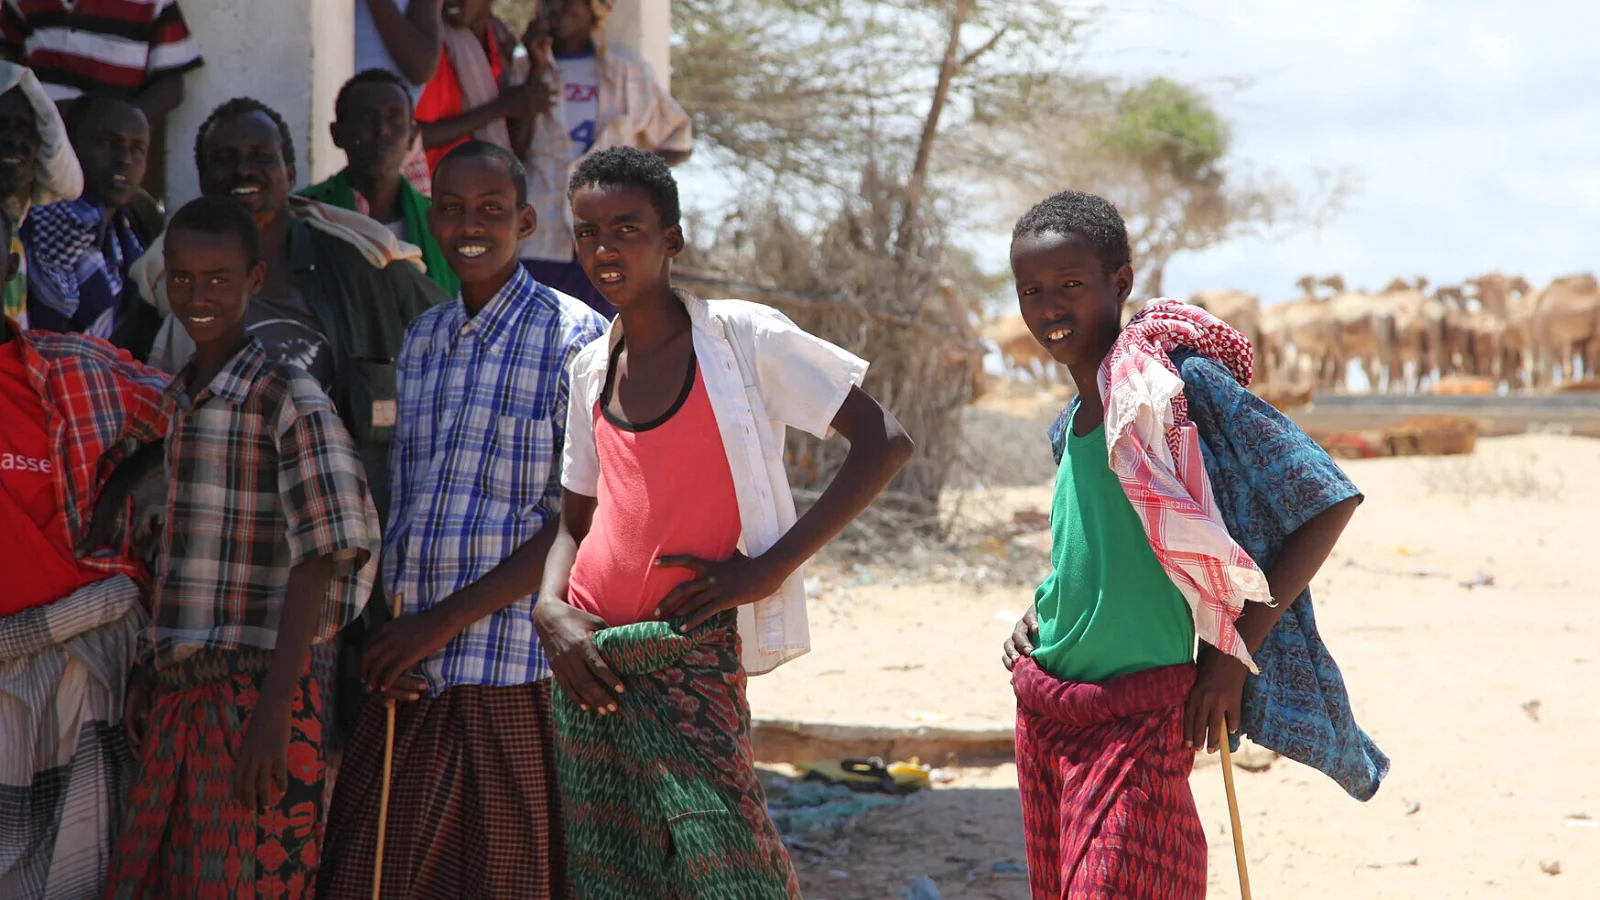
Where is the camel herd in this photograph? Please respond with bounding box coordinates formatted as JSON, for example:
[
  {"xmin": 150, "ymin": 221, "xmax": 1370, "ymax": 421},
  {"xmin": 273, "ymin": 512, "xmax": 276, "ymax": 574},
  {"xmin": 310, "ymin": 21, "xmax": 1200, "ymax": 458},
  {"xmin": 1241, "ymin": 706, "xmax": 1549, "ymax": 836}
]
[{"xmin": 985, "ymin": 271, "xmax": 1600, "ymax": 392}]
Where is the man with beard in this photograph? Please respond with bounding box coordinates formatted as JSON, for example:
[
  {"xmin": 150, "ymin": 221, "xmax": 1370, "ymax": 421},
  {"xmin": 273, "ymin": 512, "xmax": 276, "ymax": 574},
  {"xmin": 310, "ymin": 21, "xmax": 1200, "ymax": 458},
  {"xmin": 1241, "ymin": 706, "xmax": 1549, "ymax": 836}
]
[
  {"xmin": 0, "ymin": 203, "xmax": 172, "ymax": 899},
  {"xmin": 0, "ymin": 62, "xmax": 82, "ymax": 327},
  {"xmin": 301, "ymin": 68, "xmax": 458, "ymax": 296},
  {"xmin": 134, "ymin": 97, "xmax": 445, "ymax": 740},
  {"xmin": 23, "ymin": 96, "xmax": 157, "ymax": 345}
]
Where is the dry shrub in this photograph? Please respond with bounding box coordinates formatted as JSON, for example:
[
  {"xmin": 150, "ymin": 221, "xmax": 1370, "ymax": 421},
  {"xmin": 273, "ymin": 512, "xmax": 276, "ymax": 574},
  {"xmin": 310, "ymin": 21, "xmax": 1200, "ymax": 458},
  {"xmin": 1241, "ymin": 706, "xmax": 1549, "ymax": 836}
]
[
  {"xmin": 677, "ymin": 170, "xmax": 986, "ymax": 527},
  {"xmin": 1419, "ymin": 455, "xmax": 1566, "ymax": 502}
]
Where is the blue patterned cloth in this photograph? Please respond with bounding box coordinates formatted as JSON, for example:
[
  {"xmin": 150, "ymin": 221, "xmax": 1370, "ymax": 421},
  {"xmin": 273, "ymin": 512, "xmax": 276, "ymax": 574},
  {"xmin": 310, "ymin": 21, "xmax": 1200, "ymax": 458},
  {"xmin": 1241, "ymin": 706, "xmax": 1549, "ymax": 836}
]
[
  {"xmin": 385, "ymin": 265, "xmax": 606, "ymax": 695},
  {"xmin": 22, "ymin": 197, "xmax": 144, "ymax": 338},
  {"xmin": 1049, "ymin": 350, "xmax": 1389, "ymax": 801}
]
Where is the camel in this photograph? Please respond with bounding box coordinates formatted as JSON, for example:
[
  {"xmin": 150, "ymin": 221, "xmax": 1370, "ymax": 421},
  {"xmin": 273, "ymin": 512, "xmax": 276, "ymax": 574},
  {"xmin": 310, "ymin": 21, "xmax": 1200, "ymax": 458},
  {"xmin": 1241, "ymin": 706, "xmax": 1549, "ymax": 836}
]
[
  {"xmin": 1328, "ymin": 289, "xmax": 1399, "ymax": 391},
  {"xmin": 1260, "ymin": 290, "xmax": 1340, "ymax": 390},
  {"xmin": 1527, "ymin": 273, "xmax": 1600, "ymax": 386},
  {"xmin": 984, "ymin": 313, "xmax": 1059, "ymax": 384},
  {"xmin": 1385, "ymin": 280, "xmax": 1448, "ymax": 390}
]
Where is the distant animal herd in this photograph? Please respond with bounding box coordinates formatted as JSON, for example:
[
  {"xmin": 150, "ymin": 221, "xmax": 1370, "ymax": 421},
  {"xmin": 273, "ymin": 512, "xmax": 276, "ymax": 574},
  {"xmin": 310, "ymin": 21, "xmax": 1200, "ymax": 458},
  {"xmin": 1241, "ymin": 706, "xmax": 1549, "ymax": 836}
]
[{"xmin": 985, "ymin": 271, "xmax": 1600, "ymax": 393}]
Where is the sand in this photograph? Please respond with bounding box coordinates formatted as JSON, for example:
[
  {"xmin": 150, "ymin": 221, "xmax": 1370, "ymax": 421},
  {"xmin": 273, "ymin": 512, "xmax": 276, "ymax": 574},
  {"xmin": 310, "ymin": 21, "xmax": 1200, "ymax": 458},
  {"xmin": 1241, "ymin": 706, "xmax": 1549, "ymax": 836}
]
[{"xmin": 747, "ymin": 434, "xmax": 1598, "ymax": 898}]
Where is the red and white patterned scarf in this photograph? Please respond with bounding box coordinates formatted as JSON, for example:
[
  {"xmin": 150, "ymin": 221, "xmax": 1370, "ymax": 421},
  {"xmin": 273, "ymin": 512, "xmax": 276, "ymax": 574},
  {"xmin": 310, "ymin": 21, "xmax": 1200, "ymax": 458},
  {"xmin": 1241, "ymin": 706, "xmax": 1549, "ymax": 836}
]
[{"xmin": 1098, "ymin": 298, "xmax": 1271, "ymax": 672}]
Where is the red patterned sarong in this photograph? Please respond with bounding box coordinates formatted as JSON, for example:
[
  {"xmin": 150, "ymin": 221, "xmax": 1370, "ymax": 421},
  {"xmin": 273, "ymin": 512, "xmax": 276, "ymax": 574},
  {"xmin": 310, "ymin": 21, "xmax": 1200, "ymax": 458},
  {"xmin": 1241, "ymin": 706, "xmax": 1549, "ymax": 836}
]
[
  {"xmin": 105, "ymin": 647, "xmax": 334, "ymax": 900},
  {"xmin": 1013, "ymin": 657, "xmax": 1206, "ymax": 899}
]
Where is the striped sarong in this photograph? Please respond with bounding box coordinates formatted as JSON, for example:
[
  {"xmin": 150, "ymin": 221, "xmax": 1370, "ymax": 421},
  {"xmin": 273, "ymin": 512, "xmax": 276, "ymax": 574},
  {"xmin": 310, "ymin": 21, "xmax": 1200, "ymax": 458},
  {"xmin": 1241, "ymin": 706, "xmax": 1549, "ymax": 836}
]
[
  {"xmin": 1013, "ymin": 657, "xmax": 1207, "ymax": 899},
  {"xmin": 318, "ymin": 680, "xmax": 571, "ymax": 900},
  {"xmin": 105, "ymin": 646, "xmax": 336, "ymax": 899},
  {"xmin": 553, "ymin": 614, "xmax": 799, "ymax": 900},
  {"xmin": 0, "ymin": 576, "xmax": 142, "ymax": 900}
]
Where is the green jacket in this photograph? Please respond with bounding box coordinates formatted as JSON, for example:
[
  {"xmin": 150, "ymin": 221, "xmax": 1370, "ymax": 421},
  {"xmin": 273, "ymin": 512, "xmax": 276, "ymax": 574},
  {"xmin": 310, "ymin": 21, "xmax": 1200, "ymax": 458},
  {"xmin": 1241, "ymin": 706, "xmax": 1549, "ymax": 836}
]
[{"xmin": 299, "ymin": 170, "xmax": 460, "ymax": 298}]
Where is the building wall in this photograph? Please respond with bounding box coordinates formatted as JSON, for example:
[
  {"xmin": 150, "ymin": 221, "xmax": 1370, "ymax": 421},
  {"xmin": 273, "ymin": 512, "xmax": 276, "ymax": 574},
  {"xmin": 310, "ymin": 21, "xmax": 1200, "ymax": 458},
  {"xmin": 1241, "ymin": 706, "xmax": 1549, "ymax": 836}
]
[{"xmin": 165, "ymin": 0, "xmax": 666, "ymax": 209}]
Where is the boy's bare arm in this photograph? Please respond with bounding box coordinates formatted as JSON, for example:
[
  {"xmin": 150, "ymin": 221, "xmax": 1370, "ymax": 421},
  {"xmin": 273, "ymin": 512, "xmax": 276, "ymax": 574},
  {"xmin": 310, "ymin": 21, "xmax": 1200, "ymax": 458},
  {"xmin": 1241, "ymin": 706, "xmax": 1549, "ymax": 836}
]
[
  {"xmin": 366, "ymin": 0, "xmax": 443, "ymax": 86},
  {"xmin": 1185, "ymin": 494, "xmax": 1362, "ymax": 752},
  {"xmin": 655, "ymin": 385, "xmax": 915, "ymax": 629},
  {"xmin": 362, "ymin": 517, "xmax": 561, "ymax": 692},
  {"xmin": 532, "ymin": 492, "xmax": 624, "ymax": 714},
  {"xmin": 236, "ymin": 553, "xmax": 337, "ymax": 809}
]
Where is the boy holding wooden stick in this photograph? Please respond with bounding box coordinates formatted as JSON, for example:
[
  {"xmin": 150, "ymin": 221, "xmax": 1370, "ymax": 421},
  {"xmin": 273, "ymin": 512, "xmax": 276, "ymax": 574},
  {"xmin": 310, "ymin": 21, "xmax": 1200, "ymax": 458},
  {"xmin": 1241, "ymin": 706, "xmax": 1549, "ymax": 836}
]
[{"xmin": 1000, "ymin": 190, "xmax": 1387, "ymax": 898}]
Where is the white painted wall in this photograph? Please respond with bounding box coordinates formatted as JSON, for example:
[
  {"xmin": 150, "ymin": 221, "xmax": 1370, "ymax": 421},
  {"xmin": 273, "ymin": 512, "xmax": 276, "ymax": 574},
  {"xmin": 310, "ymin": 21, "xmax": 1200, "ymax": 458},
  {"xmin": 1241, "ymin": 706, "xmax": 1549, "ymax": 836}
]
[
  {"xmin": 607, "ymin": 0, "xmax": 672, "ymax": 88},
  {"xmin": 165, "ymin": 0, "xmax": 354, "ymax": 208}
]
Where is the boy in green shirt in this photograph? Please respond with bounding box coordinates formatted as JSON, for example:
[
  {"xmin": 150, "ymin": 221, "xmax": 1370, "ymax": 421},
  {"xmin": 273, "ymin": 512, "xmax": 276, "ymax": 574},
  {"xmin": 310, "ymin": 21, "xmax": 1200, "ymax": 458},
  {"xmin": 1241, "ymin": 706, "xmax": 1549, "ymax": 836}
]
[{"xmin": 1000, "ymin": 190, "xmax": 1366, "ymax": 899}]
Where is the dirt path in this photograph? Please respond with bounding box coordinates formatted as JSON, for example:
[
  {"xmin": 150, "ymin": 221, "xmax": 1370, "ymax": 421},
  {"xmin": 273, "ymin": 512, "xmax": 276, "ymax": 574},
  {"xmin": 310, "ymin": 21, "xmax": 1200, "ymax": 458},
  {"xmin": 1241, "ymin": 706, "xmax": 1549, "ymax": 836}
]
[{"xmin": 749, "ymin": 436, "xmax": 1599, "ymax": 898}]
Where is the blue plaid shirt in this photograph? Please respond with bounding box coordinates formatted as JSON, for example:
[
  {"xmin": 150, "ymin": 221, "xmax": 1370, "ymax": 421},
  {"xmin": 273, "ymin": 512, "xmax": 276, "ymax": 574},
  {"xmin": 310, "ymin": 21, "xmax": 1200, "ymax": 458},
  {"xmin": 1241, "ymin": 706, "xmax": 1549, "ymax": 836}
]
[
  {"xmin": 384, "ymin": 266, "xmax": 605, "ymax": 693},
  {"xmin": 1050, "ymin": 351, "xmax": 1390, "ymax": 801}
]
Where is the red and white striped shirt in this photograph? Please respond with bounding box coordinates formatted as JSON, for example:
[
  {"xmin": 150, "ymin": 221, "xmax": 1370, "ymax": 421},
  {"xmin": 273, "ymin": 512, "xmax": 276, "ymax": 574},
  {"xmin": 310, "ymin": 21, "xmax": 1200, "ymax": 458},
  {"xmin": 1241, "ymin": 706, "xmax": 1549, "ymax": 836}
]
[{"xmin": 0, "ymin": 0, "xmax": 202, "ymax": 102}]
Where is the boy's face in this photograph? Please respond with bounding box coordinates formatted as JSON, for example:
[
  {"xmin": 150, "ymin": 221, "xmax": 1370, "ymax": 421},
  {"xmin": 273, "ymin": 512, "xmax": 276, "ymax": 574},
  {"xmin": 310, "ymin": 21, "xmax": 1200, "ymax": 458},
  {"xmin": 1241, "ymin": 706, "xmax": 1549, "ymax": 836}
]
[
  {"xmin": 571, "ymin": 183, "xmax": 683, "ymax": 311},
  {"xmin": 428, "ymin": 155, "xmax": 535, "ymax": 287},
  {"xmin": 1011, "ymin": 230, "xmax": 1132, "ymax": 369},
  {"xmin": 333, "ymin": 82, "xmax": 415, "ymax": 180},
  {"xmin": 199, "ymin": 111, "xmax": 293, "ymax": 222},
  {"xmin": 165, "ymin": 227, "xmax": 265, "ymax": 349},
  {"xmin": 75, "ymin": 100, "xmax": 149, "ymax": 209}
]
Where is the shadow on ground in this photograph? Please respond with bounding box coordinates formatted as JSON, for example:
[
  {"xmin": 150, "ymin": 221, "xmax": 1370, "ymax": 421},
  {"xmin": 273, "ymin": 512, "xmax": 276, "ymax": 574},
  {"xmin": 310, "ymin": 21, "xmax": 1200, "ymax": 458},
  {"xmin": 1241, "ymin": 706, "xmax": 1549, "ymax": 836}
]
[{"xmin": 788, "ymin": 784, "xmax": 1029, "ymax": 900}]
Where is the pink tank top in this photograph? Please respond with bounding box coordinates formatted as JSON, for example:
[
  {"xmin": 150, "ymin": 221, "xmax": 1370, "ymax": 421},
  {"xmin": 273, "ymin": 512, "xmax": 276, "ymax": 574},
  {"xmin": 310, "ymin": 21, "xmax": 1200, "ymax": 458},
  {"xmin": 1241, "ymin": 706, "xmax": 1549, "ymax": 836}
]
[{"xmin": 567, "ymin": 350, "xmax": 743, "ymax": 626}]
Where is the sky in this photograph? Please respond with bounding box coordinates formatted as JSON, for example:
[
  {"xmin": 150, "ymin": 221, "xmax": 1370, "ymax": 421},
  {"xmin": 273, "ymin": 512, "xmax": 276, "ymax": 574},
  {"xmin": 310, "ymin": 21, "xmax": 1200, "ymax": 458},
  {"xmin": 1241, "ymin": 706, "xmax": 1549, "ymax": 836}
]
[{"xmin": 678, "ymin": 0, "xmax": 1600, "ymax": 309}]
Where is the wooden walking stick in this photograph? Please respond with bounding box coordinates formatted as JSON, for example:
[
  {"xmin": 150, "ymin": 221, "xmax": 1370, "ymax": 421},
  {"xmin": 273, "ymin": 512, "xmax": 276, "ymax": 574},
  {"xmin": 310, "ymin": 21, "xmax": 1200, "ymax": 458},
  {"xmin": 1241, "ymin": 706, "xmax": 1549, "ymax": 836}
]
[
  {"xmin": 1217, "ymin": 715, "xmax": 1253, "ymax": 900},
  {"xmin": 371, "ymin": 592, "xmax": 402, "ymax": 900}
]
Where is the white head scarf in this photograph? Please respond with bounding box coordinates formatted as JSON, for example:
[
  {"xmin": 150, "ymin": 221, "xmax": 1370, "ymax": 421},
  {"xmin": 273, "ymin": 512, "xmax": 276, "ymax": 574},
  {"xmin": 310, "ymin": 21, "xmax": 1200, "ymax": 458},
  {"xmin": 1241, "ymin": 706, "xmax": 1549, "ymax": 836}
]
[{"xmin": 0, "ymin": 63, "xmax": 82, "ymax": 223}]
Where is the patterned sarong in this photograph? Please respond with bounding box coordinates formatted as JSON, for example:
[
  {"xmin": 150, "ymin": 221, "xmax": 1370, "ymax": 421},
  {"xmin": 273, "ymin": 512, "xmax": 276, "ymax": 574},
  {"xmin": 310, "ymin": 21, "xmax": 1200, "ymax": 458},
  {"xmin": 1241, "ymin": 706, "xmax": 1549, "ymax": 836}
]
[
  {"xmin": 552, "ymin": 615, "xmax": 799, "ymax": 900},
  {"xmin": 1, "ymin": 576, "xmax": 142, "ymax": 900},
  {"xmin": 318, "ymin": 680, "xmax": 570, "ymax": 900},
  {"xmin": 1100, "ymin": 298, "xmax": 1272, "ymax": 670},
  {"xmin": 1013, "ymin": 657, "xmax": 1206, "ymax": 900},
  {"xmin": 105, "ymin": 646, "xmax": 335, "ymax": 900}
]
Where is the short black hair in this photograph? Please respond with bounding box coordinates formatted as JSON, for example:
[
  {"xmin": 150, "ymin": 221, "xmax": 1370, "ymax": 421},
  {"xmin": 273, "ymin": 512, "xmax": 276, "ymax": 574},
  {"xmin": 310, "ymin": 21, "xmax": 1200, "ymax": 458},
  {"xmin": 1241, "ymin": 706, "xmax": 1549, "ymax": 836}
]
[
  {"xmin": 62, "ymin": 94, "xmax": 144, "ymax": 144},
  {"xmin": 435, "ymin": 140, "xmax": 528, "ymax": 206},
  {"xmin": 568, "ymin": 146, "xmax": 681, "ymax": 229},
  {"xmin": 336, "ymin": 68, "xmax": 415, "ymax": 120},
  {"xmin": 1011, "ymin": 190, "xmax": 1131, "ymax": 275},
  {"xmin": 167, "ymin": 195, "xmax": 263, "ymax": 268},
  {"xmin": 193, "ymin": 97, "xmax": 296, "ymax": 177}
]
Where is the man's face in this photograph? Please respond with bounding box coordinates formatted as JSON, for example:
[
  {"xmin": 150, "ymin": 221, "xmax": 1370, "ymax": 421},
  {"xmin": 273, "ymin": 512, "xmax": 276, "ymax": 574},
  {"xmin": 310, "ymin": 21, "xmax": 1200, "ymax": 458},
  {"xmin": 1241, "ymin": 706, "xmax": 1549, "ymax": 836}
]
[
  {"xmin": 0, "ymin": 90, "xmax": 41, "ymax": 202},
  {"xmin": 198, "ymin": 111, "xmax": 293, "ymax": 222},
  {"xmin": 165, "ymin": 226, "xmax": 263, "ymax": 349},
  {"xmin": 571, "ymin": 183, "xmax": 683, "ymax": 312},
  {"xmin": 332, "ymin": 81, "xmax": 416, "ymax": 181},
  {"xmin": 428, "ymin": 154, "xmax": 536, "ymax": 287},
  {"xmin": 74, "ymin": 100, "xmax": 150, "ymax": 208}
]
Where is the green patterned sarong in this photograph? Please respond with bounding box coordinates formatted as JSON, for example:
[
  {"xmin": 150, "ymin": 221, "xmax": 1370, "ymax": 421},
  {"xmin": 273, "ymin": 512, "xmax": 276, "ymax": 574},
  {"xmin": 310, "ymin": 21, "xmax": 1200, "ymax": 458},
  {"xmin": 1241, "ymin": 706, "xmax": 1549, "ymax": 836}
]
[{"xmin": 551, "ymin": 614, "xmax": 800, "ymax": 899}]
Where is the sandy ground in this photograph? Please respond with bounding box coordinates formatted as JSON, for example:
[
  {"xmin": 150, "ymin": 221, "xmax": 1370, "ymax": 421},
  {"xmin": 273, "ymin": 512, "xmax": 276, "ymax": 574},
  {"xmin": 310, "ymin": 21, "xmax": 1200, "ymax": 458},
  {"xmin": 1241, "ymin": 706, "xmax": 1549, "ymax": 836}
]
[{"xmin": 747, "ymin": 433, "xmax": 1599, "ymax": 898}]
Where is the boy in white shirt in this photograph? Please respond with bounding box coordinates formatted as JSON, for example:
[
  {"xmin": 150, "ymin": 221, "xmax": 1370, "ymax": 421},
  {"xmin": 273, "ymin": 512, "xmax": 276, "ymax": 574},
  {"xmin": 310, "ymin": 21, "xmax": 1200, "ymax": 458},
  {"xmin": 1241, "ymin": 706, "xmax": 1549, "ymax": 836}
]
[{"xmin": 534, "ymin": 146, "xmax": 913, "ymax": 897}]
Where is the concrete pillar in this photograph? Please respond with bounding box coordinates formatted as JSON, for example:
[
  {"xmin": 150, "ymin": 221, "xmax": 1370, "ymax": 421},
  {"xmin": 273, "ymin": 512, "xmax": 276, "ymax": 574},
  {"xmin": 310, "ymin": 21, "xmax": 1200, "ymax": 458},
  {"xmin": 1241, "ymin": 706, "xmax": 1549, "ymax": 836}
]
[
  {"xmin": 606, "ymin": 0, "xmax": 672, "ymax": 88},
  {"xmin": 165, "ymin": 0, "xmax": 354, "ymax": 209}
]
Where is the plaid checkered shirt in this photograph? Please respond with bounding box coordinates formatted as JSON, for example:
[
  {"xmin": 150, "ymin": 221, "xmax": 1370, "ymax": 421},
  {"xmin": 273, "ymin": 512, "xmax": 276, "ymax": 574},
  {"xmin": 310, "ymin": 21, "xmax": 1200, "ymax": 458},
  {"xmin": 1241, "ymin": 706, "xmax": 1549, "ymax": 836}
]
[
  {"xmin": 385, "ymin": 265, "xmax": 605, "ymax": 694},
  {"xmin": 148, "ymin": 338, "xmax": 380, "ymax": 668},
  {"xmin": 8, "ymin": 323, "xmax": 170, "ymax": 584}
]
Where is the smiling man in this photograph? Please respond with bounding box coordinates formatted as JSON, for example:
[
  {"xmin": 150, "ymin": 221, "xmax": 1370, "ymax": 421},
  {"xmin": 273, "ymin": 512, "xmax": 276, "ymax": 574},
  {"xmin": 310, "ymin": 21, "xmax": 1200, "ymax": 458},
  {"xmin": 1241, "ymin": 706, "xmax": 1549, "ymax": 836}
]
[{"xmin": 22, "ymin": 96, "xmax": 155, "ymax": 340}]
